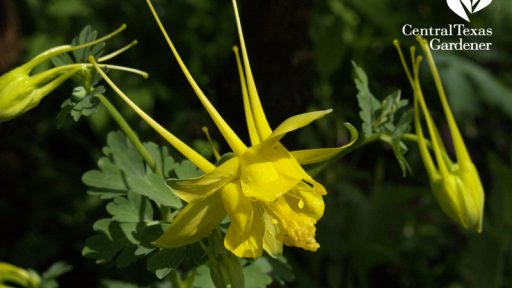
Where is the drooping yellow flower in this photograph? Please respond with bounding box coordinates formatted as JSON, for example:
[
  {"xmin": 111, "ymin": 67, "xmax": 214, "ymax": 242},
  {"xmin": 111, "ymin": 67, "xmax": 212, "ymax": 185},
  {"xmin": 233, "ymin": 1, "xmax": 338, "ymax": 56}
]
[
  {"xmin": 91, "ymin": 0, "xmax": 357, "ymax": 258},
  {"xmin": 394, "ymin": 37, "xmax": 484, "ymax": 232}
]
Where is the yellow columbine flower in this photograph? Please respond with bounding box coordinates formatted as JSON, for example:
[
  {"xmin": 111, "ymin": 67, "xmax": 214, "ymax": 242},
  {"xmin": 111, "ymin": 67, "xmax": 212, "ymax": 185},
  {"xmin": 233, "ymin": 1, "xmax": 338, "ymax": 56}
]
[
  {"xmin": 90, "ymin": 0, "xmax": 357, "ymax": 258},
  {"xmin": 394, "ymin": 37, "xmax": 484, "ymax": 232},
  {"xmin": 0, "ymin": 24, "xmax": 146, "ymax": 123}
]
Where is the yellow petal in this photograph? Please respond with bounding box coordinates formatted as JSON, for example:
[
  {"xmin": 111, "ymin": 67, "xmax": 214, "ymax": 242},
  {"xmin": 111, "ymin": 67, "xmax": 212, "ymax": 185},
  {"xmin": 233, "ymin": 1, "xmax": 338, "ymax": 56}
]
[
  {"xmin": 167, "ymin": 157, "xmax": 239, "ymax": 203},
  {"xmin": 302, "ymin": 177, "xmax": 327, "ymax": 196},
  {"xmin": 233, "ymin": 46, "xmax": 260, "ymax": 146},
  {"xmin": 153, "ymin": 193, "xmax": 225, "ymax": 248},
  {"xmin": 231, "ymin": 0, "xmax": 272, "ymax": 140},
  {"xmin": 285, "ymin": 183, "xmax": 325, "ymax": 220},
  {"xmin": 262, "ymin": 211, "xmax": 283, "ymax": 258},
  {"xmin": 291, "ymin": 123, "xmax": 358, "ymax": 165},
  {"xmin": 263, "ymin": 110, "xmax": 333, "ymax": 147},
  {"xmin": 240, "ymin": 144, "xmax": 304, "ymax": 202},
  {"xmin": 220, "ymin": 183, "xmax": 264, "ymax": 258}
]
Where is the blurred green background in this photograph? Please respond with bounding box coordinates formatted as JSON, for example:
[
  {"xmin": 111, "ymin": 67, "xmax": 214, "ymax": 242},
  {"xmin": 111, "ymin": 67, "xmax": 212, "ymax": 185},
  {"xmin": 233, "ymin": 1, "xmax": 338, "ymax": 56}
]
[{"xmin": 1, "ymin": 0, "xmax": 511, "ymax": 287}]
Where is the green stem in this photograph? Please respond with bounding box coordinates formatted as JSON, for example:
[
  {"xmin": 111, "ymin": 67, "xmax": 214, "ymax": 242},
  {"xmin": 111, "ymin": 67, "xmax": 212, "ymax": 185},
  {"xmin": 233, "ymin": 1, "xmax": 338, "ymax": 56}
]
[
  {"xmin": 309, "ymin": 132, "xmax": 435, "ymax": 177},
  {"xmin": 97, "ymin": 93, "xmax": 175, "ymax": 221},
  {"xmin": 97, "ymin": 93, "xmax": 158, "ymax": 173},
  {"xmin": 168, "ymin": 270, "xmax": 183, "ymax": 288},
  {"xmin": 402, "ymin": 132, "xmax": 436, "ymax": 150},
  {"xmin": 307, "ymin": 133, "xmax": 381, "ymax": 176}
]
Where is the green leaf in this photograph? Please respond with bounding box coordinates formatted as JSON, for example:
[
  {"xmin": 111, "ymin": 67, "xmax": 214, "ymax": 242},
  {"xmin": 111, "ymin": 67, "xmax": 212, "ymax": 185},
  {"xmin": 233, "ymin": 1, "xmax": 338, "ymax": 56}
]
[
  {"xmin": 439, "ymin": 54, "xmax": 512, "ymax": 120},
  {"xmin": 267, "ymin": 256, "xmax": 295, "ymax": 285},
  {"xmin": 143, "ymin": 142, "xmax": 175, "ymax": 177},
  {"xmin": 82, "ymin": 156, "xmax": 127, "ymax": 197},
  {"xmin": 83, "ymin": 131, "xmax": 181, "ymax": 206},
  {"xmin": 83, "ymin": 217, "xmax": 165, "ymax": 268},
  {"xmin": 57, "ymin": 85, "xmax": 104, "ymax": 126},
  {"xmin": 83, "ymin": 231, "xmax": 123, "ymax": 264},
  {"xmin": 50, "ymin": 52, "xmax": 73, "ymax": 67},
  {"xmin": 106, "ymin": 191, "xmax": 153, "ymax": 223},
  {"xmin": 146, "ymin": 248, "xmax": 187, "ymax": 279},
  {"xmin": 107, "ymin": 131, "xmax": 146, "ymax": 178},
  {"xmin": 192, "ymin": 258, "xmax": 273, "ymax": 288},
  {"xmin": 70, "ymin": 25, "xmax": 105, "ymax": 63},
  {"xmin": 391, "ymin": 138, "xmax": 412, "ymax": 177},
  {"xmin": 128, "ymin": 171, "xmax": 181, "ymax": 208},
  {"xmin": 353, "ymin": 61, "xmax": 381, "ymax": 136},
  {"xmin": 192, "ymin": 265, "xmax": 215, "ymax": 288},
  {"xmin": 243, "ymin": 258, "xmax": 273, "ymax": 288},
  {"xmin": 41, "ymin": 262, "xmax": 72, "ymax": 280},
  {"xmin": 391, "ymin": 109, "xmax": 413, "ymax": 177},
  {"xmin": 53, "ymin": 25, "xmax": 107, "ymax": 126},
  {"xmin": 37, "ymin": 261, "xmax": 72, "ymax": 288},
  {"xmin": 353, "ymin": 62, "xmax": 413, "ymax": 175},
  {"xmin": 82, "ymin": 131, "xmax": 213, "ymax": 276},
  {"xmin": 392, "ymin": 109, "xmax": 413, "ymax": 138},
  {"xmin": 174, "ymin": 160, "xmax": 203, "ymax": 179},
  {"xmin": 374, "ymin": 90, "xmax": 407, "ymax": 132}
]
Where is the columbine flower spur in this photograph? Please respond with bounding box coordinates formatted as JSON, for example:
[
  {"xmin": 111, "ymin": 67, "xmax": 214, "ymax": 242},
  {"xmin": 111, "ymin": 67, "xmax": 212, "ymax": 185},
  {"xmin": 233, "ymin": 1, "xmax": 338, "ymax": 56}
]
[
  {"xmin": 394, "ymin": 37, "xmax": 484, "ymax": 232},
  {"xmin": 90, "ymin": 0, "xmax": 357, "ymax": 258}
]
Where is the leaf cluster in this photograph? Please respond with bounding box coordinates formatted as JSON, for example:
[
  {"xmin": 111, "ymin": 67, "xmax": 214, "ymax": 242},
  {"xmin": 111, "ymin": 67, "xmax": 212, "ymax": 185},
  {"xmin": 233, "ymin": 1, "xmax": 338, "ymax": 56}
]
[
  {"xmin": 52, "ymin": 26, "xmax": 106, "ymax": 126},
  {"xmin": 81, "ymin": 131, "xmax": 188, "ymax": 278},
  {"xmin": 353, "ymin": 62, "xmax": 413, "ymax": 176}
]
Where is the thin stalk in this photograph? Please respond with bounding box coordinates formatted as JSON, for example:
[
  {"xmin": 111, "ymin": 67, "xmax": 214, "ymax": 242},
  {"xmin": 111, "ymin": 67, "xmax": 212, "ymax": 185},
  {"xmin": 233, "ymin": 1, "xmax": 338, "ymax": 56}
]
[
  {"xmin": 401, "ymin": 133, "xmax": 433, "ymax": 149},
  {"xmin": 42, "ymin": 63, "xmax": 148, "ymax": 78},
  {"xmin": 168, "ymin": 270, "xmax": 183, "ymax": 288},
  {"xmin": 98, "ymin": 94, "xmax": 174, "ymax": 222},
  {"xmin": 308, "ymin": 131, "xmax": 437, "ymax": 177},
  {"xmin": 98, "ymin": 40, "xmax": 139, "ymax": 62},
  {"xmin": 97, "ymin": 93, "xmax": 158, "ymax": 173}
]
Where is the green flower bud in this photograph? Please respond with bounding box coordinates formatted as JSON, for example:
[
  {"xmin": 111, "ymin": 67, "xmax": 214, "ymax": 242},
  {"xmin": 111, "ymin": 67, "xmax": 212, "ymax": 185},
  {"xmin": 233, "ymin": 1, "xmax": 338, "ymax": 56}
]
[
  {"xmin": 0, "ymin": 262, "xmax": 41, "ymax": 288},
  {"xmin": 0, "ymin": 62, "xmax": 81, "ymax": 122},
  {"xmin": 394, "ymin": 37, "xmax": 484, "ymax": 232},
  {"xmin": 0, "ymin": 24, "xmax": 127, "ymax": 123},
  {"xmin": 431, "ymin": 159, "xmax": 484, "ymax": 232}
]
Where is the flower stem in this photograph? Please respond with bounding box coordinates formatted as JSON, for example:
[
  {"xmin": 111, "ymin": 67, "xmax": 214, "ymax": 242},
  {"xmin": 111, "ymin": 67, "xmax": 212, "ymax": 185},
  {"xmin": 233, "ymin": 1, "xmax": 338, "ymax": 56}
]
[
  {"xmin": 168, "ymin": 270, "xmax": 183, "ymax": 288},
  {"xmin": 97, "ymin": 93, "xmax": 174, "ymax": 221},
  {"xmin": 308, "ymin": 131, "xmax": 435, "ymax": 176},
  {"xmin": 97, "ymin": 93, "xmax": 158, "ymax": 173}
]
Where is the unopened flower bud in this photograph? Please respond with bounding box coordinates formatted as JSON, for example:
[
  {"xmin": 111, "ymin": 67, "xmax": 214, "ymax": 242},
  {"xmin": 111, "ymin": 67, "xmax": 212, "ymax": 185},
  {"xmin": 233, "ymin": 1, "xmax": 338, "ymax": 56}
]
[{"xmin": 394, "ymin": 37, "xmax": 484, "ymax": 232}]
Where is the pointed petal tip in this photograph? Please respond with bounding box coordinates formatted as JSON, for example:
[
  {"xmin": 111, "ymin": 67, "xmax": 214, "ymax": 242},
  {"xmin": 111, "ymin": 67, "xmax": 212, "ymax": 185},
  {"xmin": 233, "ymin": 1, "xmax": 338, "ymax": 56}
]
[{"xmin": 343, "ymin": 122, "xmax": 359, "ymax": 141}]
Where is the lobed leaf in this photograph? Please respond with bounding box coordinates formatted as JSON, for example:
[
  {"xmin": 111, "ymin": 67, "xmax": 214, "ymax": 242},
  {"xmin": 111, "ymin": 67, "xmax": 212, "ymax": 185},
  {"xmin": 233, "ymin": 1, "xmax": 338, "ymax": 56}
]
[
  {"xmin": 353, "ymin": 62, "xmax": 413, "ymax": 176},
  {"xmin": 146, "ymin": 248, "xmax": 187, "ymax": 279}
]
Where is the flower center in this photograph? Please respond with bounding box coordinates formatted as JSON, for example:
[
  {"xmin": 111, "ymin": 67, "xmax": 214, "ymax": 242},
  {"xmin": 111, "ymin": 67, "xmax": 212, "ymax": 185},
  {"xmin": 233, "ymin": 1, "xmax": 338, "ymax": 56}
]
[{"xmin": 264, "ymin": 198, "xmax": 320, "ymax": 252}]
